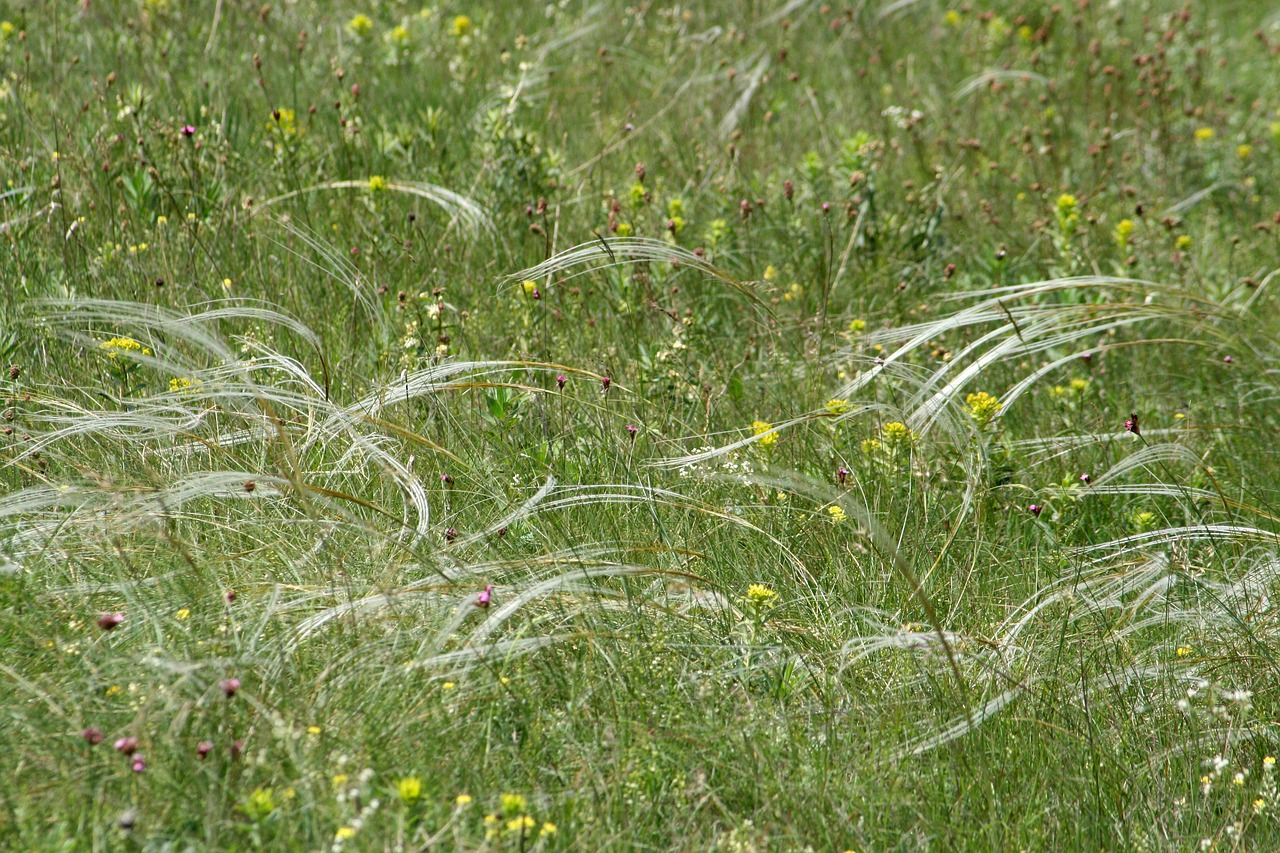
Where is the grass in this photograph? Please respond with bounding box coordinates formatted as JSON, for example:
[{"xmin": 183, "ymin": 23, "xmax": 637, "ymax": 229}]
[{"xmin": 4, "ymin": 0, "xmax": 1280, "ymax": 849}]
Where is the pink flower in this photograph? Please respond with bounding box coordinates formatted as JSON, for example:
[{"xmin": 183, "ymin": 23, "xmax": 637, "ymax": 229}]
[
  {"xmin": 1028, "ymin": 504, "xmax": 1043, "ymax": 517},
  {"xmin": 475, "ymin": 584, "xmax": 493, "ymax": 608},
  {"xmin": 837, "ymin": 467, "xmax": 849, "ymax": 486},
  {"xmin": 1080, "ymin": 473, "xmax": 1092, "ymax": 485},
  {"xmin": 556, "ymin": 375, "xmax": 566, "ymax": 389},
  {"xmin": 97, "ymin": 612, "xmax": 124, "ymax": 631},
  {"xmin": 1124, "ymin": 412, "xmax": 1140, "ymax": 436},
  {"xmin": 625, "ymin": 424, "xmax": 638, "ymax": 438},
  {"xmin": 82, "ymin": 727, "xmax": 104, "ymax": 745},
  {"xmin": 181, "ymin": 125, "xmax": 196, "ymax": 137},
  {"xmin": 445, "ymin": 527, "xmax": 458, "ymax": 542},
  {"xmin": 131, "ymin": 755, "xmax": 146, "ymax": 773},
  {"xmin": 197, "ymin": 741, "xmax": 213, "ymax": 760},
  {"xmin": 114, "ymin": 736, "xmax": 138, "ymax": 755},
  {"xmin": 220, "ymin": 678, "xmax": 241, "ymax": 698}
]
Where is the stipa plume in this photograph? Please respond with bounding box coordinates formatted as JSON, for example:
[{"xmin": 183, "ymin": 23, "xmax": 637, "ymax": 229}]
[{"xmin": 0, "ymin": 298, "xmax": 749, "ymax": 682}]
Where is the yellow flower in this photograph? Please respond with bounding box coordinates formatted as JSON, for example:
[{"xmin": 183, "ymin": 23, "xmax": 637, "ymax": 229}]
[
  {"xmin": 335, "ymin": 826, "xmax": 356, "ymax": 840},
  {"xmin": 156, "ymin": 215, "xmax": 168, "ymax": 226},
  {"xmin": 1114, "ymin": 218, "xmax": 1134, "ymax": 248},
  {"xmin": 396, "ymin": 776, "xmax": 423, "ymax": 804},
  {"xmin": 500, "ymin": 793, "xmax": 528, "ymax": 815},
  {"xmin": 828, "ymin": 505, "xmax": 847, "ymax": 523},
  {"xmin": 615, "ymin": 222, "xmax": 633, "ymax": 237},
  {"xmin": 455, "ymin": 794, "xmax": 473, "ymax": 806},
  {"xmin": 1194, "ymin": 127, "xmax": 1214, "ymax": 142},
  {"xmin": 368, "ymin": 175, "xmax": 387, "ymax": 191},
  {"xmin": 825, "ymin": 398, "xmax": 852, "ymax": 415},
  {"xmin": 521, "ymin": 279, "xmax": 538, "ymax": 295},
  {"xmin": 964, "ymin": 392, "xmax": 1002, "ymax": 428},
  {"xmin": 881, "ymin": 421, "xmax": 917, "ymax": 447},
  {"xmin": 1237, "ymin": 143, "xmax": 1253, "ymax": 159},
  {"xmin": 331, "ymin": 774, "xmax": 349, "ymax": 789},
  {"xmin": 168, "ymin": 377, "xmax": 202, "ymax": 394},
  {"xmin": 1055, "ymin": 194, "xmax": 1077, "ymax": 215},
  {"xmin": 1265, "ymin": 756, "xmax": 1276, "ymax": 768},
  {"xmin": 848, "ymin": 318, "xmax": 866, "ymax": 333},
  {"xmin": 944, "ymin": 10, "xmax": 961, "ymax": 26},
  {"xmin": 1176, "ymin": 646, "xmax": 1192, "ymax": 657},
  {"xmin": 507, "ymin": 815, "xmax": 536, "ymax": 833},
  {"xmin": 783, "ymin": 282, "xmax": 803, "ymax": 302},
  {"xmin": 746, "ymin": 584, "xmax": 778, "ymax": 607},
  {"xmin": 100, "ymin": 337, "xmax": 152, "ymax": 359},
  {"xmin": 751, "ymin": 420, "xmax": 777, "ymax": 448},
  {"xmin": 763, "ymin": 264, "xmax": 778, "ymax": 281},
  {"xmin": 389, "ymin": 24, "xmax": 410, "ymax": 46},
  {"xmin": 450, "ymin": 14, "xmax": 472, "ymax": 37},
  {"xmin": 176, "ymin": 608, "xmax": 190, "ymax": 621},
  {"xmin": 541, "ymin": 822, "xmax": 557, "ymax": 836},
  {"xmin": 307, "ymin": 725, "xmax": 322, "ymax": 735},
  {"xmin": 1175, "ymin": 235, "xmax": 1191, "ymax": 250},
  {"xmin": 0, "ymin": 22, "xmax": 14, "ymax": 38},
  {"xmin": 348, "ymin": 14, "xmax": 373, "ymax": 36},
  {"xmin": 860, "ymin": 438, "xmax": 883, "ymax": 455},
  {"xmin": 240, "ymin": 788, "xmax": 276, "ymax": 821},
  {"xmin": 441, "ymin": 681, "xmax": 456, "ymax": 691},
  {"xmin": 1068, "ymin": 378, "xmax": 1090, "ymax": 393}
]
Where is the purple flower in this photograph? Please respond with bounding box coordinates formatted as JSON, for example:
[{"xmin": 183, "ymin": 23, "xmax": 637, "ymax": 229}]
[
  {"xmin": 114, "ymin": 736, "xmax": 138, "ymax": 755},
  {"xmin": 837, "ymin": 467, "xmax": 849, "ymax": 486},
  {"xmin": 224, "ymin": 589, "xmax": 237, "ymax": 604},
  {"xmin": 230, "ymin": 739, "xmax": 245, "ymax": 759},
  {"xmin": 601, "ymin": 377, "xmax": 611, "ymax": 392},
  {"xmin": 1223, "ymin": 355, "xmax": 1234, "ymax": 364},
  {"xmin": 1124, "ymin": 412, "xmax": 1140, "ymax": 436},
  {"xmin": 445, "ymin": 527, "xmax": 458, "ymax": 542},
  {"xmin": 220, "ymin": 678, "xmax": 241, "ymax": 698},
  {"xmin": 181, "ymin": 125, "xmax": 196, "ymax": 137},
  {"xmin": 131, "ymin": 755, "xmax": 146, "ymax": 773},
  {"xmin": 475, "ymin": 584, "xmax": 493, "ymax": 608},
  {"xmin": 1080, "ymin": 473, "xmax": 1092, "ymax": 485},
  {"xmin": 556, "ymin": 375, "xmax": 566, "ymax": 389},
  {"xmin": 82, "ymin": 727, "xmax": 104, "ymax": 746},
  {"xmin": 625, "ymin": 424, "xmax": 638, "ymax": 438},
  {"xmin": 197, "ymin": 741, "xmax": 213, "ymax": 760},
  {"xmin": 1028, "ymin": 504, "xmax": 1043, "ymax": 517},
  {"xmin": 441, "ymin": 473, "xmax": 454, "ymax": 486},
  {"xmin": 97, "ymin": 612, "xmax": 124, "ymax": 631}
]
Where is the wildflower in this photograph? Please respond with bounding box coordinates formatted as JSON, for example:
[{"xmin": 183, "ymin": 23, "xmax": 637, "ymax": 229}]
[
  {"xmin": 181, "ymin": 124, "xmax": 195, "ymax": 137},
  {"xmin": 507, "ymin": 815, "xmax": 537, "ymax": 833},
  {"xmin": 881, "ymin": 421, "xmax": 917, "ymax": 448},
  {"xmin": 335, "ymin": 826, "xmax": 356, "ymax": 840},
  {"xmin": 763, "ymin": 265, "xmax": 778, "ymax": 281},
  {"xmin": 131, "ymin": 755, "xmax": 146, "ymax": 773},
  {"xmin": 837, "ymin": 466, "xmax": 849, "ymax": 486},
  {"xmin": 944, "ymin": 9, "xmax": 961, "ymax": 26},
  {"xmin": 114, "ymin": 736, "xmax": 139, "ymax": 755},
  {"xmin": 1114, "ymin": 218, "xmax": 1134, "ymax": 249},
  {"xmin": 1194, "ymin": 127, "xmax": 1215, "ymax": 142},
  {"xmin": 625, "ymin": 423, "xmax": 638, "ymax": 438},
  {"xmin": 331, "ymin": 774, "xmax": 350, "ymax": 789},
  {"xmin": 475, "ymin": 584, "xmax": 492, "ymax": 608},
  {"xmin": 745, "ymin": 584, "xmax": 778, "ymax": 608},
  {"xmin": 224, "ymin": 589, "xmax": 237, "ymax": 604},
  {"xmin": 848, "ymin": 318, "xmax": 866, "ymax": 333},
  {"xmin": 168, "ymin": 377, "xmax": 201, "ymax": 394},
  {"xmin": 601, "ymin": 376, "xmax": 611, "ymax": 392},
  {"xmin": 368, "ymin": 175, "xmax": 387, "ymax": 191},
  {"xmin": 541, "ymin": 822, "xmax": 557, "ymax": 836},
  {"xmin": 1254, "ymin": 798, "xmax": 1266, "ymax": 814},
  {"xmin": 230, "ymin": 739, "xmax": 245, "ymax": 758},
  {"xmin": 82, "ymin": 727, "xmax": 104, "ymax": 745},
  {"xmin": 965, "ymin": 392, "xmax": 1003, "ymax": 428},
  {"xmin": 348, "ymin": 14, "xmax": 373, "ymax": 36},
  {"xmin": 752, "ymin": 420, "xmax": 777, "ymax": 448},
  {"xmin": 97, "ymin": 612, "xmax": 124, "ymax": 631},
  {"xmin": 1124, "ymin": 412, "xmax": 1140, "ymax": 435},
  {"xmin": 197, "ymin": 741, "xmax": 213, "ymax": 759},
  {"xmin": 176, "ymin": 608, "xmax": 190, "ymax": 620},
  {"xmin": 1028, "ymin": 504, "xmax": 1042, "ymax": 517},
  {"xmin": 100, "ymin": 337, "xmax": 152, "ymax": 359},
  {"xmin": 1265, "ymin": 756, "xmax": 1276, "ymax": 769},
  {"xmin": 828, "ymin": 505, "xmax": 847, "ymax": 523},
  {"xmin": 445, "ymin": 527, "xmax": 458, "ymax": 542},
  {"xmin": 450, "ymin": 15, "xmax": 472, "ymax": 37},
  {"xmin": 396, "ymin": 777, "xmax": 423, "ymax": 804},
  {"xmin": 1176, "ymin": 646, "xmax": 1193, "ymax": 657},
  {"xmin": 1237, "ymin": 144, "xmax": 1253, "ymax": 159},
  {"xmin": 441, "ymin": 681, "xmax": 456, "ymax": 691},
  {"xmin": 860, "ymin": 438, "xmax": 883, "ymax": 455},
  {"xmin": 220, "ymin": 678, "xmax": 241, "ymax": 698},
  {"xmin": 556, "ymin": 375, "xmax": 566, "ymax": 389},
  {"xmin": 1176, "ymin": 235, "xmax": 1192, "ymax": 251},
  {"xmin": 1080, "ymin": 473, "xmax": 1092, "ymax": 485},
  {"xmin": 455, "ymin": 794, "xmax": 473, "ymax": 806},
  {"xmin": 500, "ymin": 793, "xmax": 528, "ymax": 815},
  {"xmin": 307, "ymin": 726, "xmax": 321, "ymax": 735},
  {"xmin": 1055, "ymin": 194, "xmax": 1077, "ymax": 216},
  {"xmin": 389, "ymin": 25, "xmax": 410, "ymax": 46},
  {"xmin": 0, "ymin": 22, "xmax": 14, "ymax": 38},
  {"xmin": 825, "ymin": 398, "xmax": 852, "ymax": 415}
]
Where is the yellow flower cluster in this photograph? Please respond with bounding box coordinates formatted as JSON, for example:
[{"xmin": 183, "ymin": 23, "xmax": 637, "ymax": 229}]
[
  {"xmin": 751, "ymin": 420, "xmax": 777, "ymax": 448},
  {"xmin": 746, "ymin": 583, "xmax": 778, "ymax": 607},
  {"xmin": 348, "ymin": 14, "xmax": 373, "ymax": 36},
  {"xmin": 964, "ymin": 392, "xmax": 1002, "ymax": 428},
  {"xmin": 100, "ymin": 337, "xmax": 152, "ymax": 359}
]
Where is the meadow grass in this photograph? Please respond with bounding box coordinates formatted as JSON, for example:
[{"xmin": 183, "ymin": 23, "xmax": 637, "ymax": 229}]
[{"xmin": 4, "ymin": 1, "xmax": 1280, "ymax": 849}]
